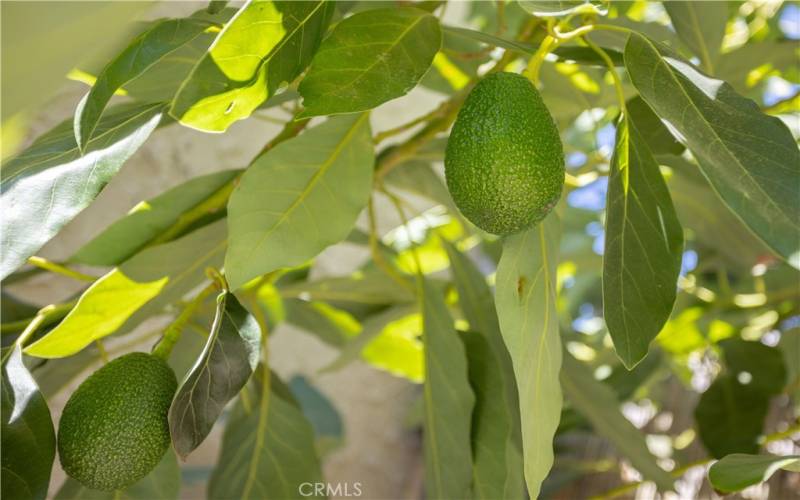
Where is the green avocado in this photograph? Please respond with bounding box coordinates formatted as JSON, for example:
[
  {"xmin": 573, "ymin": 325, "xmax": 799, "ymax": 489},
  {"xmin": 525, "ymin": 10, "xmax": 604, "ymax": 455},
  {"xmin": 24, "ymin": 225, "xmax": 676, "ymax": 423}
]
[
  {"xmin": 445, "ymin": 72, "xmax": 564, "ymax": 235},
  {"xmin": 58, "ymin": 352, "xmax": 177, "ymax": 491}
]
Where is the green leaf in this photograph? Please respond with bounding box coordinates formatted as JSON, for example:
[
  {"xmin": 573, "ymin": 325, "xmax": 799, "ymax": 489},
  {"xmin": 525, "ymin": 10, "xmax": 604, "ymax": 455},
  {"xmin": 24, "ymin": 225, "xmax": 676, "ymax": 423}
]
[
  {"xmin": 1, "ymin": 346, "xmax": 56, "ymax": 500},
  {"xmin": 695, "ymin": 374, "xmax": 769, "ymax": 458},
  {"xmin": 298, "ymin": 7, "xmax": 441, "ymax": 117},
  {"xmin": 517, "ymin": 0, "xmax": 607, "ymax": 17},
  {"xmin": 284, "ymin": 299, "xmax": 361, "ymax": 347},
  {"xmin": 708, "ymin": 454, "xmax": 800, "ymax": 493},
  {"xmin": 560, "ymin": 352, "xmax": 673, "ymax": 491},
  {"xmin": 225, "ymin": 113, "xmax": 374, "ymax": 290},
  {"xmin": 624, "ymin": 33, "xmax": 800, "ymax": 269},
  {"xmin": 603, "ymin": 116, "xmax": 684, "ymax": 368},
  {"xmin": 442, "ymin": 240, "xmax": 524, "ymax": 498},
  {"xmin": 0, "ymin": 103, "xmax": 163, "ymax": 280},
  {"xmin": 71, "ymin": 169, "xmax": 239, "ymax": 266},
  {"xmin": 420, "ymin": 278, "xmax": 475, "ymax": 499},
  {"xmin": 716, "ymin": 41, "xmax": 800, "ymax": 94},
  {"xmin": 720, "ymin": 338, "xmax": 787, "ymax": 395},
  {"xmin": 461, "ymin": 331, "xmax": 525, "ymax": 499},
  {"xmin": 384, "ymin": 160, "xmax": 458, "ymax": 214},
  {"xmin": 626, "ymin": 97, "xmax": 684, "ymax": 156},
  {"xmin": 663, "ymin": 1, "xmax": 727, "ymax": 73},
  {"xmin": 24, "ymin": 220, "xmax": 226, "ymax": 358},
  {"xmin": 170, "ymin": 0, "xmax": 333, "ymax": 132},
  {"xmin": 279, "ymin": 270, "xmax": 414, "ymax": 307},
  {"xmin": 495, "ymin": 215, "xmax": 561, "ymax": 499},
  {"xmin": 75, "ymin": 18, "xmax": 211, "ymax": 150},
  {"xmin": 53, "ymin": 450, "xmax": 180, "ymax": 500},
  {"xmin": 169, "ymin": 291, "xmax": 260, "ymax": 458},
  {"xmin": 288, "ymin": 375, "xmax": 344, "ymax": 456},
  {"xmin": 208, "ymin": 366, "xmax": 323, "ymax": 499}
]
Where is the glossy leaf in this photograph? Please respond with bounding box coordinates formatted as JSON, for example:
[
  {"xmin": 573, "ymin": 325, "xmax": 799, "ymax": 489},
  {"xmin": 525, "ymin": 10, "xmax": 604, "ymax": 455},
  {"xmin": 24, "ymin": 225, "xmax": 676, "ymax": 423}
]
[
  {"xmin": 495, "ymin": 215, "xmax": 561, "ymax": 499},
  {"xmin": 663, "ymin": 1, "xmax": 727, "ymax": 73},
  {"xmin": 1, "ymin": 346, "xmax": 56, "ymax": 500},
  {"xmin": 72, "ymin": 169, "xmax": 239, "ymax": 266},
  {"xmin": 298, "ymin": 7, "xmax": 441, "ymax": 117},
  {"xmin": 442, "ymin": 240, "xmax": 524, "ymax": 498},
  {"xmin": 420, "ymin": 278, "xmax": 475, "ymax": 499},
  {"xmin": 603, "ymin": 117, "xmax": 683, "ymax": 368},
  {"xmin": 518, "ymin": 1, "xmax": 607, "ymax": 17},
  {"xmin": 54, "ymin": 451, "xmax": 179, "ymax": 499},
  {"xmin": 170, "ymin": 0, "xmax": 333, "ymax": 132},
  {"xmin": 225, "ymin": 113, "xmax": 374, "ymax": 290},
  {"xmin": 624, "ymin": 33, "xmax": 800, "ymax": 269},
  {"xmin": 708, "ymin": 454, "xmax": 800, "ymax": 493},
  {"xmin": 208, "ymin": 367, "xmax": 323, "ymax": 499},
  {"xmin": 560, "ymin": 353, "xmax": 673, "ymax": 491},
  {"xmin": 75, "ymin": 18, "xmax": 211, "ymax": 150},
  {"xmin": 25, "ymin": 221, "xmax": 226, "ymax": 358},
  {"xmin": 169, "ymin": 291, "xmax": 260, "ymax": 458},
  {"xmin": 0, "ymin": 103, "xmax": 163, "ymax": 280}
]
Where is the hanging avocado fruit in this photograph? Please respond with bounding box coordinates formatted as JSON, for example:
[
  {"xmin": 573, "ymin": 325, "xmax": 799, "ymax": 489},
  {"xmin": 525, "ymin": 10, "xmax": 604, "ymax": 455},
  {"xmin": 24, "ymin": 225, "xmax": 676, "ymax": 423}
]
[
  {"xmin": 445, "ymin": 72, "xmax": 565, "ymax": 235},
  {"xmin": 57, "ymin": 352, "xmax": 177, "ymax": 491}
]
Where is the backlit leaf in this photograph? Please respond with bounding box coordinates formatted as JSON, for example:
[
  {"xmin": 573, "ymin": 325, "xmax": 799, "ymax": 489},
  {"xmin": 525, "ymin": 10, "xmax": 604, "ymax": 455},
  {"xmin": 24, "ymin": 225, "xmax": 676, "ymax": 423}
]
[
  {"xmin": 420, "ymin": 278, "xmax": 474, "ymax": 499},
  {"xmin": 603, "ymin": 117, "xmax": 683, "ymax": 368},
  {"xmin": 170, "ymin": 0, "xmax": 333, "ymax": 132},
  {"xmin": 225, "ymin": 113, "xmax": 374, "ymax": 290},
  {"xmin": 284, "ymin": 299, "xmax": 361, "ymax": 347},
  {"xmin": 663, "ymin": 1, "xmax": 727, "ymax": 73},
  {"xmin": 298, "ymin": 7, "xmax": 441, "ymax": 117},
  {"xmin": 208, "ymin": 367, "xmax": 323, "ymax": 499},
  {"xmin": 560, "ymin": 352, "xmax": 673, "ymax": 491},
  {"xmin": 0, "ymin": 103, "xmax": 163, "ymax": 280},
  {"xmin": 517, "ymin": 1, "xmax": 607, "ymax": 17},
  {"xmin": 53, "ymin": 451, "xmax": 179, "ymax": 500},
  {"xmin": 708, "ymin": 454, "xmax": 800, "ymax": 493},
  {"xmin": 169, "ymin": 291, "xmax": 260, "ymax": 458},
  {"xmin": 75, "ymin": 18, "xmax": 211, "ymax": 150},
  {"xmin": 71, "ymin": 169, "xmax": 239, "ymax": 266},
  {"xmin": 1, "ymin": 346, "xmax": 56, "ymax": 500},
  {"xmin": 624, "ymin": 33, "xmax": 800, "ymax": 269},
  {"xmin": 24, "ymin": 220, "xmax": 226, "ymax": 358},
  {"xmin": 495, "ymin": 215, "xmax": 561, "ymax": 499}
]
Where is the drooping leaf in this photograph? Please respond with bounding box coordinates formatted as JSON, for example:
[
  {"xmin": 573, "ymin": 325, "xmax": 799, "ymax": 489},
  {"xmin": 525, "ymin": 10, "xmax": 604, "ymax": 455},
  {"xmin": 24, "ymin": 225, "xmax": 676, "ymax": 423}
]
[
  {"xmin": 53, "ymin": 450, "xmax": 180, "ymax": 500},
  {"xmin": 298, "ymin": 7, "xmax": 441, "ymax": 117},
  {"xmin": 560, "ymin": 352, "xmax": 673, "ymax": 491},
  {"xmin": 208, "ymin": 367, "xmax": 323, "ymax": 499},
  {"xmin": 517, "ymin": 0, "xmax": 607, "ymax": 17},
  {"xmin": 420, "ymin": 278, "xmax": 474, "ymax": 499},
  {"xmin": 708, "ymin": 454, "xmax": 800, "ymax": 493},
  {"xmin": 75, "ymin": 18, "xmax": 211, "ymax": 150},
  {"xmin": 442, "ymin": 240, "xmax": 524, "ymax": 498},
  {"xmin": 495, "ymin": 215, "xmax": 561, "ymax": 499},
  {"xmin": 695, "ymin": 374, "xmax": 769, "ymax": 458},
  {"xmin": 624, "ymin": 33, "xmax": 800, "ymax": 269},
  {"xmin": 284, "ymin": 299, "xmax": 361, "ymax": 347},
  {"xmin": 24, "ymin": 220, "xmax": 226, "ymax": 358},
  {"xmin": 169, "ymin": 291, "xmax": 260, "ymax": 458},
  {"xmin": 461, "ymin": 331, "xmax": 524, "ymax": 499},
  {"xmin": 663, "ymin": 1, "xmax": 727, "ymax": 73},
  {"xmin": 225, "ymin": 113, "xmax": 374, "ymax": 290},
  {"xmin": 720, "ymin": 338, "xmax": 787, "ymax": 395},
  {"xmin": 0, "ymin": 102, "xmax": 163, "ymax": 280},
  {"xmin": 72, "ymin": 169, "xmax": 239, "ymax": 266},
  {"xmin": 288, "ymin": 375, "xmax": 344, "ymax": 456},
  {"xmin": 170, "ymin": 0, "xmax": 333, "ymax": 132},
  {"xmin": 1, "ymin": 346, "xmax": 56, "ymax": 500},
  {"xmin": 603, "ymin": 116, "xmax": 683, "ymax": 368}
]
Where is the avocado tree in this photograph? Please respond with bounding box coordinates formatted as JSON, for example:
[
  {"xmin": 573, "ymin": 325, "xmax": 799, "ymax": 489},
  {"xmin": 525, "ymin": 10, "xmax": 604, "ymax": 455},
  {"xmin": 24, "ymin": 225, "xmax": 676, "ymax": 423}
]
[{"xmin": 2, "ymin": 1, "xmax": 799, "ymax": 499}]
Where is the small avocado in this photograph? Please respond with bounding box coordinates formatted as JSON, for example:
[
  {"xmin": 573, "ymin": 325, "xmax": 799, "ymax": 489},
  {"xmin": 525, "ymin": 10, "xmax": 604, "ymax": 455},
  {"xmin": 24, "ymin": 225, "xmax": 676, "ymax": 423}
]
[
  {"xmin": 445, "ymin": 72, "xmax": 564, "ymax": 235},
  {"xmin": 58, "ymin": 352, "xmax": 177, "ymax": 491}
]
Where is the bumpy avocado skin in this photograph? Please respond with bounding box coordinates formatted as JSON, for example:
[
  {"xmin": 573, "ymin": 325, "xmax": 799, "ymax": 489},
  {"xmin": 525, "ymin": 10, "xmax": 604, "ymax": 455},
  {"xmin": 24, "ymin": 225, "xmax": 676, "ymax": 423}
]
[
  {"xmin": 445, "ymin": 72, "xmax": 564, "ymax": 235},
  {"xmin": 58, "ymin": 352, "xmax": 177, "ymax": 491}
]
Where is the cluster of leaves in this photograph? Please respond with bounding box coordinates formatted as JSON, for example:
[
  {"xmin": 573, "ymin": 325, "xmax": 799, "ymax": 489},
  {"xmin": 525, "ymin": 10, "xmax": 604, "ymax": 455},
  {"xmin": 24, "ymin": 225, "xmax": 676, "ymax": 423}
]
[{"xmin": 1, "ymin": 1, "xmax": 799, "ymax": 499}]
